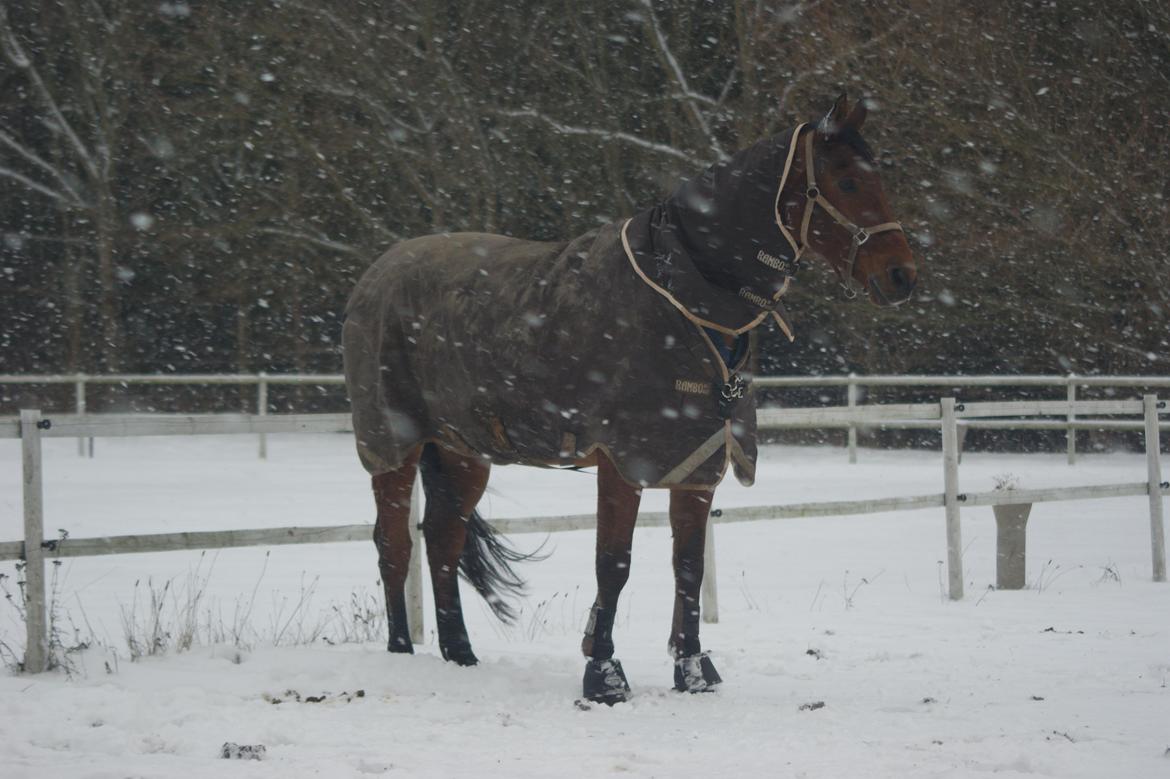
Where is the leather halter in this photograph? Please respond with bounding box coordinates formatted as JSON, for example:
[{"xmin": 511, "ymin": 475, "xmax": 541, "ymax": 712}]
[{"xmin": 796, "ymin": 130, "xmax": 904, "ymax": 299}]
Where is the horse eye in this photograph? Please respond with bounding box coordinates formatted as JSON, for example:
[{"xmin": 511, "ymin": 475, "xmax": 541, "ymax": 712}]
[{"xmin": 838, "ymin": 177, "xmax": 858, "ymax": 193}]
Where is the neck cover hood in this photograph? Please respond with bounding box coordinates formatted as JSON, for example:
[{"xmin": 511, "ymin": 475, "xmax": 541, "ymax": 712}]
[{"xmin": 622, "ymin": 124, "xmax": 807, "ymax": 337}]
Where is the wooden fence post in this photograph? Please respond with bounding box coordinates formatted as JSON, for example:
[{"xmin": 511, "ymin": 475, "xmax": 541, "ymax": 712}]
[
  {"xmin": 20, "ymin": 410, "xmax": 48, "ymax": 673},
  {"xmin": 1143, "ymin": 395, "xmax": 1166, "ymax": 582},
  {"xmin": 701, "ymin": 516, "xmax": 719, "ymax": 624},
  {"xmin": 847, "ymin": 375, "xmax": 858, "ymax": 464},
  {"xmin": 993, "ymin": 502, "xmax": 1032, "ymax": 589},
  {"xmin": 941, "ymin": 398, "xmax": 964, "ymax": 600},
  {"xmin": 257, "ymin": 373, "xmax": 268, "ymax": 460},
  {"xmin": 74, "ymin": 375, "xmax": 87, "ymax": 457},
  {"xmin": 406, "ymin": 474, "xmax": 425, "ymax": 643}
]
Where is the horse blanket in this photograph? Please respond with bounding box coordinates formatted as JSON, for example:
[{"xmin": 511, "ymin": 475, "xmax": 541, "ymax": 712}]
[{"xmin": 343, "ymin": 125, "xmax": 809, "ymax": 489}]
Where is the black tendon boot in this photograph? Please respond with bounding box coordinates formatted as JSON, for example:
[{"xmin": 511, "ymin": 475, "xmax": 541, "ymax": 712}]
[
  {"xmin": 581, "ymin": 602, "xmax": 631, "ymax": 704},
  {"xmin": 673, "ymin": 652, "xmax": 722, "ymax": 693}
]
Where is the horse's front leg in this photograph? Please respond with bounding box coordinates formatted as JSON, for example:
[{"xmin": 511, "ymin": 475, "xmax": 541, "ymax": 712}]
[
  {"xmin": 371, "ymin": 448, "xmax": 422, "ymax": 653},
  {"xmin": 668, "ymin": 487, "xmax": 722, "ymax": 693},
  {"xmin": 580, "ymin": 454, "xmax": 642, "ymax": 704}
]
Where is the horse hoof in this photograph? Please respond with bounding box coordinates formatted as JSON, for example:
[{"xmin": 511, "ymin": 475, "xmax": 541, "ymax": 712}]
[
  {"xmin": 673, "ymin": 652, "xmax": 722, "ymax": 693},
  {"xmin": 440, "ymin": 643, "xmax": 479, "ymax": 667},
  {"xmin": 583, "ymin": 658, "xmax": 631, "ymax": 705},
  {"xmin": 387, "ymin": 637, "xmax": 414, "ymax": 654}
]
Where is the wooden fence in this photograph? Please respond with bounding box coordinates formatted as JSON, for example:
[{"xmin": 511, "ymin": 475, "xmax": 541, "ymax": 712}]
[
  {"xmin": 2, "ymin": 396, "xmax": 1166, "ymax": 673},
  {"xmin": 5, "ymin": 372, "xmax": 1170, "ymax": 462}
]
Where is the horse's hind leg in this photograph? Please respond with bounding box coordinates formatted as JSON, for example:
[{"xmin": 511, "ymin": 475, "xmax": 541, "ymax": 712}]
[
  {"xmin": 668, "ymin": 487, "xmax": 722, "ymax": 692},
  {"xmin": 418, "ymin": 443, "xmax": 490, "ymax": 666},
  {"xmin": 581, "ymin": 454, "xmax": 642, "ymax": 704},
  {"xmin": 371, "ymin": 448, "xmax": 423, "ymax": 653}
]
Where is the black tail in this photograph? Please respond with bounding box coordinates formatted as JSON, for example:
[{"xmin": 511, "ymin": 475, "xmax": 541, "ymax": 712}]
[{"xmin": 418, "ymin": 443, "xmax": 549, "ymax": 624}]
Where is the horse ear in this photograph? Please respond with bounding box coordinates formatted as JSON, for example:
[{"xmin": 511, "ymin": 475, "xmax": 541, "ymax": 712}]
[
  {"xmin": 817, "ymin": 93, "xmax": 849, "ymax": 138},
  {"xmin": 845, "ymin": 98, "xmax": 868, "ymax": 132}
]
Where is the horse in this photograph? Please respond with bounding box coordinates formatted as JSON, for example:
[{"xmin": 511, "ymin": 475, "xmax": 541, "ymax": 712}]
[{"xmin": 342, "ymin": 94, "xmax": 918, "ymax": 704}]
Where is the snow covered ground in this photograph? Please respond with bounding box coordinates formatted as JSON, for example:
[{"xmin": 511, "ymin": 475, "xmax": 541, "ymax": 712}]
[{"xmin": 0, "ymin": 433, "xmax": 1166, "ymax": 778}]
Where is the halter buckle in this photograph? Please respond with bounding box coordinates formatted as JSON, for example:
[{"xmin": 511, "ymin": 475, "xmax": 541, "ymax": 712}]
[{"xmin": 853, "ymin": 228, "xmax": 870, "ymax": 246}]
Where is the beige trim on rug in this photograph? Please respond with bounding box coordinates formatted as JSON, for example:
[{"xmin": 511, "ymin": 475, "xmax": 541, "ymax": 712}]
[
  {"xmin": 657, "ymin": 426, "xmax": 730, "ymax": 486},
  {"xmin": 773, "ymin": 122, "xmax": 808, "ymax": 260},
  {"xmin": 621, "ymin": 219, "xmax": 772, "ymax": 337},
  {"xmin": 771, "ymin": 310, "xmax": 795, "ymax": 342},
  {"xmin": 727, "ymin": 433, "xmax": 755, "ymax": 485}
]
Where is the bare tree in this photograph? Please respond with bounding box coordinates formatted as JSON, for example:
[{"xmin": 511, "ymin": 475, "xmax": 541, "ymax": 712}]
[{"xmin": 1, "ymin": 1, "xmax": 138, "ymax": 370}]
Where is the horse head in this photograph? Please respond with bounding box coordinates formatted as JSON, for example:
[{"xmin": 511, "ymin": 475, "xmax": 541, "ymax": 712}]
[{"xmin": 786, "ymin": 93, "xmax": 919, "ymax": 306}]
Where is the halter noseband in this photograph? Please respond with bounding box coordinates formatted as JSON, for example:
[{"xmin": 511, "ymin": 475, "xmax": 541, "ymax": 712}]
[{"xmin": 797, "ymin": 130, "xmax": 904, "ymax": 299}]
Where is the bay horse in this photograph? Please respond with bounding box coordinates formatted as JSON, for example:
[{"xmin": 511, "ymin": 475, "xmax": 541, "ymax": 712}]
[{"xmin": 343, "ymin": 94, "xmax": 917, "ymax": 703}]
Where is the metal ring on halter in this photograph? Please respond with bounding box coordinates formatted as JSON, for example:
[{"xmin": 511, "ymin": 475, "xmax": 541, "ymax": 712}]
[
  {"xmin": 853, "ymin": 228, "xmax": 870, "ymax": 245},
  {"xmin": 805, "ymin": 187, "xmax": 819, "ymax": 200}
]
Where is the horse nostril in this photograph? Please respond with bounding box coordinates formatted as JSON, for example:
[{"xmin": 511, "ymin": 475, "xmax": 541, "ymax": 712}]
[{"xmin": 888, "ymin": 266, "xmax": 916, "ymax": 297}]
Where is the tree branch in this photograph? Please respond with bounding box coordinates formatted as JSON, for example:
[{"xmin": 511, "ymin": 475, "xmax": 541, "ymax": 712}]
[
  {"xmin": 303, "ymin": 140, "xmax": 399, "ymax": 241},
  {"xmin": 495, "ymin": 108, "xmax": 702, "ymax": 165},
  {"xmin": 0, "ymin": 127, "xmax": 87, "ymax": 205},
  {"xmin": 0, "ymin": 3, "xmax": 100, "ymax": 180},
  {"xmin": 637, "ymin": 0, "xmax": 727, "ymax": 160},
  {"xmin": 256, "ymin": 227, "xmax": 368, "ymax": 256},
  {"xmin": 0, "ymin": 165, "xmax": 75, "ymax": 204},
  {"xmin": 774, "ymin": 17, "xmax": 909, "ymax": 128}
]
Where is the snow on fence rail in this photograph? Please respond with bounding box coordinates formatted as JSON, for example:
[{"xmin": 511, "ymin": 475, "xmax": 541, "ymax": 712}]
[
  {"xmin": 5, "ymin": 372, "xmax": 1170, "ymax": 462},
  {"xmin": 2, "ymin": 397, "xmax": 1167, "ymax": 673}
]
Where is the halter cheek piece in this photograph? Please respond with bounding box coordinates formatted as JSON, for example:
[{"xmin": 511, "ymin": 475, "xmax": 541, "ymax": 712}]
[{"xmin": 796, "ymin": 131, "xmax": 904, "ymax": 299}]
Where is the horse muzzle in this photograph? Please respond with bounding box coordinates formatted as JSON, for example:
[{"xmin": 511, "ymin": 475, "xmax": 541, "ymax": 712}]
[{"xmin": 867, "ymin": 263, "xmax": 918, "ymax": 306}]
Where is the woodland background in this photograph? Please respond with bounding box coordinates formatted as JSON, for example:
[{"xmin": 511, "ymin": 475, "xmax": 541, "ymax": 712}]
[{"xmin": 2, "ymin": 0, "xmax": 1168, "ymax": 414}]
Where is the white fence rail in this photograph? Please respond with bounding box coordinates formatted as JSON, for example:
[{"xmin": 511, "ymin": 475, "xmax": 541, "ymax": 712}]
[
  {"xmin": 0, "ymin": 372, "xmax": 345, "ymax": 459},
  {"xmin": 5, "ymin": 373, "xmax": 1170, "ymax": 462},
  {"xmin": 2, "ymin": 396, "xmax": 1167, "ymax": 673}
]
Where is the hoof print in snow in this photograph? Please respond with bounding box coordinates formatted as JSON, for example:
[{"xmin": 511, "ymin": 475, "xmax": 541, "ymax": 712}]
[
  {"xmin": 921, "ymin": 697, "xmax": 937, "ymax": 704},
  {"xmin": 799, "ymin": 701, "xmax": 825, "ymax": 712},
  {"xmin": 221, "ymin": 743, "xmax": 266, "ymax": 761},
  {"xmin": 264, "ymin": 689, "xmax": 366, "ymax": 705},
  {"xmin": 805, "ymin": 648, "xmax": 824, "ymax": 660},
  {"xmin": 573, "ymin": 699, "xmax": 592, "ymax": 711},
  {"xmin": 1030, "ymin": 695, "xmax": 1045, "ymax": 701}
]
